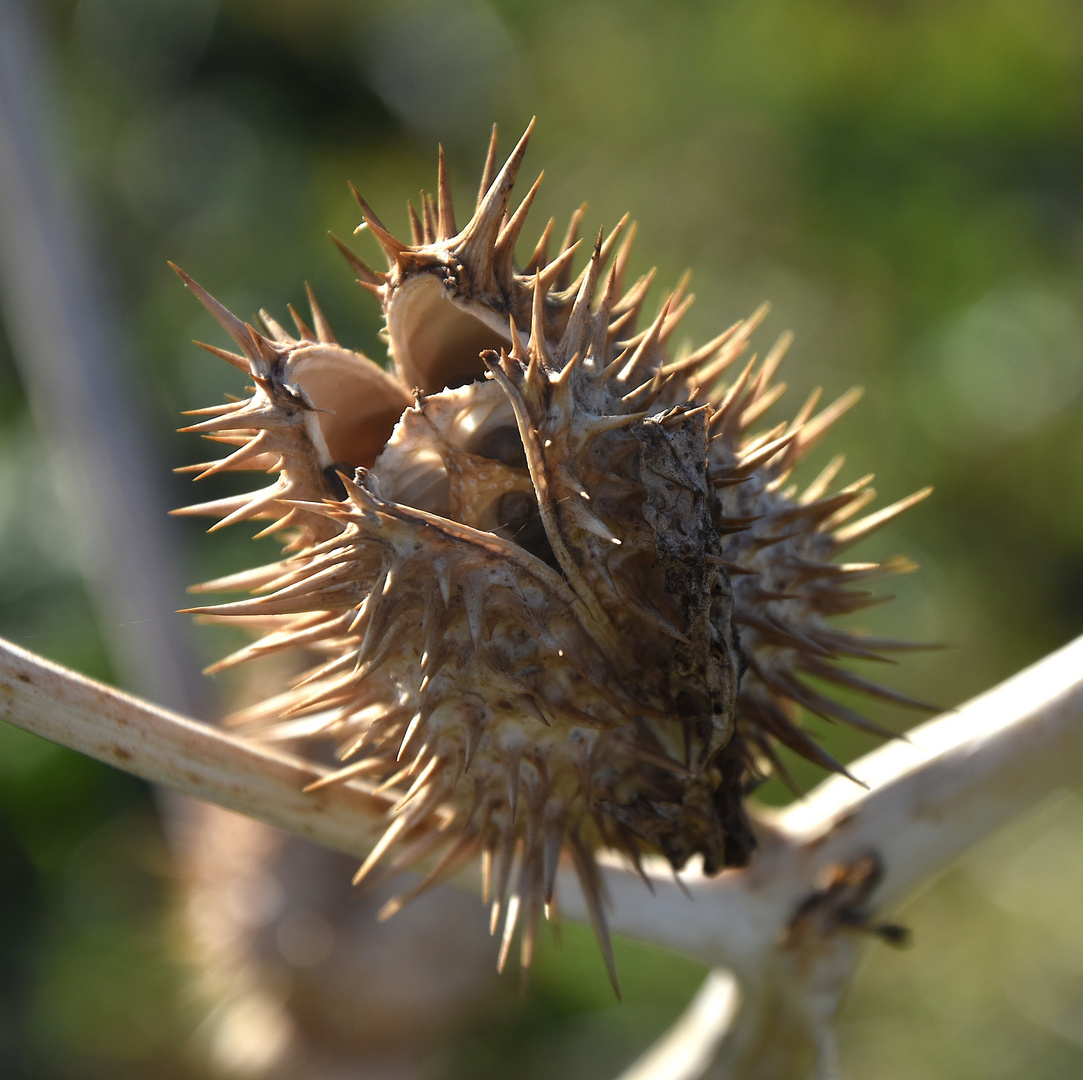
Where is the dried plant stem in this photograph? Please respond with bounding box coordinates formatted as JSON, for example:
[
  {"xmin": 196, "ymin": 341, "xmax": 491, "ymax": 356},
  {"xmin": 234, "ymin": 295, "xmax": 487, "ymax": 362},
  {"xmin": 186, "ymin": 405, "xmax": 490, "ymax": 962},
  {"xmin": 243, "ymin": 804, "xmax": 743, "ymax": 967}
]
[
  {"xmin": 0, "ymin": 2, "xmax": 203, "ymax": 714},
  {"xmin": 586, "ymin": 633, "xmax": 1083, "ymax": 1079},
  {"xmin": 0, "ymin": 637, "xmax": 391, "ymax": 853},
  {"xmin": 3, "ymin": 632, "xmax": 1083, "ymax": 1080},
  {"xmin": 616, "ymin": 971, "xmax": 741, "ymax": 1080},
  {"xmin": 556, "ymin": 634, "xmax": 1083, "ymax": 958}
]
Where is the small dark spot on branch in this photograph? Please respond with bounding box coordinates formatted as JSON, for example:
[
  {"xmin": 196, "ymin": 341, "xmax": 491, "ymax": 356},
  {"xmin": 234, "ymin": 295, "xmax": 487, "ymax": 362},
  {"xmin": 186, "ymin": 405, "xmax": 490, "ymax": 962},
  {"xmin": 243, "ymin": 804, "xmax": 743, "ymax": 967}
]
[{"xmin": 785, "ymin": 851, "xmax": 910, "ymax": 948}]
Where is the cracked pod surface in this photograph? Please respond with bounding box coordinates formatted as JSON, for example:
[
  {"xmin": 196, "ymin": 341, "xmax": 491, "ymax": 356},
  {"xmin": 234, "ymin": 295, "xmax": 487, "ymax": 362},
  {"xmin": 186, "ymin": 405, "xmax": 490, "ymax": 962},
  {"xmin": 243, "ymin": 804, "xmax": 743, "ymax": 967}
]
[{"xmin": 175, "ymin": 122, "xmax": 930, "ymax": 988}]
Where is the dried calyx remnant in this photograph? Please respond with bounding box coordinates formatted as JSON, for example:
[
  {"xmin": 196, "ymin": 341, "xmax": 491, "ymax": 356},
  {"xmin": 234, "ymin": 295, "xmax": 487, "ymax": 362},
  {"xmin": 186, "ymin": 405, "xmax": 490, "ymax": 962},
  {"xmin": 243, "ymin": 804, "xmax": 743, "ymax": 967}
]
[{"xmin": 174, "ymin": 121, "xmax": 931, "ymax": 990}]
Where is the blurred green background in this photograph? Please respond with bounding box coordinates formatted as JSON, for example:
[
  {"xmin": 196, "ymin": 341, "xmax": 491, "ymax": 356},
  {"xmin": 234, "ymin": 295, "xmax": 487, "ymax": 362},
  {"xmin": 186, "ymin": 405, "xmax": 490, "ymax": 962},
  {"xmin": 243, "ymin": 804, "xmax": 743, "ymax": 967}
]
[{"xmin": 1, "ymin": 0, "xmax": 1082, "ymax": 1076}]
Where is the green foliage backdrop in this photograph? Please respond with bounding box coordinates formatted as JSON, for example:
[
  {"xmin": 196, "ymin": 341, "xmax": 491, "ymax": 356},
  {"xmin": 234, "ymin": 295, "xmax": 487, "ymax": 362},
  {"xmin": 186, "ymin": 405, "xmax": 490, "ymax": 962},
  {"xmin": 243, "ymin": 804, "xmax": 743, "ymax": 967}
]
[{"xmin": 1, "ymin": 1, "xmax": 1081, "ymax": 1077}]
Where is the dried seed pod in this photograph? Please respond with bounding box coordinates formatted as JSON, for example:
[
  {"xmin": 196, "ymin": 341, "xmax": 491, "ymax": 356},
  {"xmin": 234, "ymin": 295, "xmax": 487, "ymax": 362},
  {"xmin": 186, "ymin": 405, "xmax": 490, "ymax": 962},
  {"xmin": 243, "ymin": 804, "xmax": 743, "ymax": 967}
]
[{"xmin": 175, "ymin": 123, "xmax": 929, "ymax": 989}]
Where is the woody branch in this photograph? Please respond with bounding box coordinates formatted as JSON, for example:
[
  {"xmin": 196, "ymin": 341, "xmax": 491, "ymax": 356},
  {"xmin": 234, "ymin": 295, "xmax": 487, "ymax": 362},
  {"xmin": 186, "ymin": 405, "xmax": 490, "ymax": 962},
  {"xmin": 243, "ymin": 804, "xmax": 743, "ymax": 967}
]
[{"xmin": 3, "ymin": 631, "xmax": 1083, "ymax": 1078}]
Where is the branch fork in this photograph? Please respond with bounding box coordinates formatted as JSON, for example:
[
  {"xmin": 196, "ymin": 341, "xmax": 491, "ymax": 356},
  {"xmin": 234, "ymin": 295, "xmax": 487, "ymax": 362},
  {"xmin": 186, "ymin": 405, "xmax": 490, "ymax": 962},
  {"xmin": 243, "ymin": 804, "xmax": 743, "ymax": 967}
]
[{"xmin": 3, "ymin": 633, "xmax": 1083, "ymax": 1079}]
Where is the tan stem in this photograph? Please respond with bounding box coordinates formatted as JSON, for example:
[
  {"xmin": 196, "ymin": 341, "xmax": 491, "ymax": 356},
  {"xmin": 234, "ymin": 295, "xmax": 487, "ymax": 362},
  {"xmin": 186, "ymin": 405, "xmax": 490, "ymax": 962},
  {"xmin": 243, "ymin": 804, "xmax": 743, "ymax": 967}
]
[
  {"xmin": 4, "ymin": 632, "xmax": 1083, "ymax": 1080},
  {"xmin": 590, "ymin": 633, "xmax": 1083, "ymax": 1080},
  {"xmin": 572, "ymin": 634, "xmax": 1083, "ymax": 966},
  {"xmin": 0, "ymin": 636, "xmax": 391, "ymax": 853}
]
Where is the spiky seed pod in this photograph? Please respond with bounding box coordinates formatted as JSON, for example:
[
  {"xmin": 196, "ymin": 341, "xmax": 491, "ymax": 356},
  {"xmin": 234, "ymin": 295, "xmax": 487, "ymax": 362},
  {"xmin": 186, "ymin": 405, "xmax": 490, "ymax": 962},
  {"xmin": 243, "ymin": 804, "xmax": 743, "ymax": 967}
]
[{"xmin": 174, "ymin": 123, "xmax": 930, "ymax": 988}]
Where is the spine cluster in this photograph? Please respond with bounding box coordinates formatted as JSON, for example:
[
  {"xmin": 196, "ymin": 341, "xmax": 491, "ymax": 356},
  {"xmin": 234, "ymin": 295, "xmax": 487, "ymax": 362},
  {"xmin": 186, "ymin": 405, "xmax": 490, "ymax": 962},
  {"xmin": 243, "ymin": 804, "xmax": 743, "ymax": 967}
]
[{"xmin": 175, "ymin": 122, "xmax": 929, "ymax": 988}]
